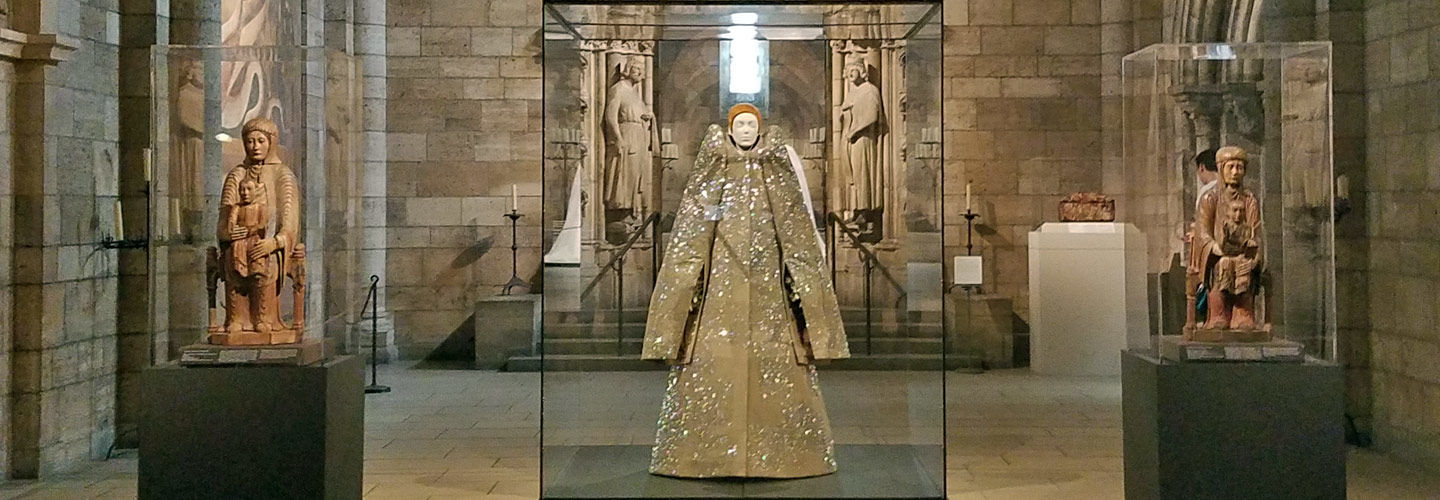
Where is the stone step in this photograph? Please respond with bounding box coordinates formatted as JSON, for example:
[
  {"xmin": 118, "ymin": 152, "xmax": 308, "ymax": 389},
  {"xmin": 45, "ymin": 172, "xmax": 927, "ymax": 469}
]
[
  {"xmin": 537, "ymin": 337, "xmax": 945, "ymax": 356},
  {"xmin": 504, "ymin": 353, "xmax": 984, "ymax": 372},
  {"xmin": 540, "ymin": 322, "xmax": 943, "ymax": 339},
  {"xmin": 545, "ymin": 307, "xmax": 943, "ymax": 325}
]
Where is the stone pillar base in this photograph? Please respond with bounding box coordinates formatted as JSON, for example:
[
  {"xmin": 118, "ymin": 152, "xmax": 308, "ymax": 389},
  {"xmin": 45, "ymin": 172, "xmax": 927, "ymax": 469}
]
[{"xmin": 353, "ymin": 308, "xmax": 399, "ymax": 363}]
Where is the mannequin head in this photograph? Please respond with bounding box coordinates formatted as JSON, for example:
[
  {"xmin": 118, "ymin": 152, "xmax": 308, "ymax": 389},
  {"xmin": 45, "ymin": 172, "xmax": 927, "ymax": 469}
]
[{"xmin": 727, "ymin": 103, "xmax": 762, "ymax": 149}]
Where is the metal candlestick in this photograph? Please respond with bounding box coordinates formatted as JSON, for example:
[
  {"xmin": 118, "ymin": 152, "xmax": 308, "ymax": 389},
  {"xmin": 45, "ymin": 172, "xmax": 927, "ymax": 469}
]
[
  {"xmin": 502, "ymin": 210, "xmax": 528, "ymax": 294},
  {"xmin": 963, "ymin": 210, "xmax": 979, "ymax": 256}
]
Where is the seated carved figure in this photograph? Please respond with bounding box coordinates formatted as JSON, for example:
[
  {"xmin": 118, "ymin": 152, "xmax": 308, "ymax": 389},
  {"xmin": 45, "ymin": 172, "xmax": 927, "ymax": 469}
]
[
  {"xmin": 1187, "ymin": 146, "xmax": 1267, "ymax": 337},
  {"xmin": 205, "ymin": 116, "xmax": 307, "ymax": 345}
]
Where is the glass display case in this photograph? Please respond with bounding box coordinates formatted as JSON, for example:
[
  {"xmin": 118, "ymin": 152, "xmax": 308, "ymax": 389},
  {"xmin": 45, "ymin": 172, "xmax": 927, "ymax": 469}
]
[
  {"xmin": 1120, "ymin": 43, "xmax": 1336, "ymax": 363},
  {"xmin": 540, "ymin": 1, "xmax": 944, "ymax": 497},
  {"xmin": 149, "ymin": 46, "xmax": 364, "ymax": 362}
]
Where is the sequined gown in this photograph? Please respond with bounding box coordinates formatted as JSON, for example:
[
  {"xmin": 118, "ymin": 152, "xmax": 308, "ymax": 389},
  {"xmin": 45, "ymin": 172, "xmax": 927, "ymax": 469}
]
[{"xmin": 643, "ymin": 125, "xmax": 849, "ymax": 479}]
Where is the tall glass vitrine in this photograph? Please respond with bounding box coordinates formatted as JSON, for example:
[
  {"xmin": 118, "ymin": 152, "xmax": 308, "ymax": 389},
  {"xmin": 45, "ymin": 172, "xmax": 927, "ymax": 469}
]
[{"xmin": 539, "ymin": 2, "xmax": 945, "ymax": 497}]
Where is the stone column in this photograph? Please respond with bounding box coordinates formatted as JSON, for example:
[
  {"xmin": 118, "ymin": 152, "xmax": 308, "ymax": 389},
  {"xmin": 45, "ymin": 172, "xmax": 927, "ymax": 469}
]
[
  {"xmin": 8, "ymin": 0, "xmax": 116, "ymax": 478},
  {"xmin": 353, "ymin": 0, "xmax": 397, "ymax": 362},
  {"xmin": 0, "ymin": 23, "xmax": 19, "ymax": 480},
  {"xmin": 114, "ymin": 0, "xmax": 170, "ymax": 450}
]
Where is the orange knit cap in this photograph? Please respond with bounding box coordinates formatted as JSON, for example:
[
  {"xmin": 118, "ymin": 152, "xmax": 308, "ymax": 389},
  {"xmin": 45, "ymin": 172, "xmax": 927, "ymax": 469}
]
[{"xmin": 727, "ymin": 103, "xmax": 762, "ymax": 128}]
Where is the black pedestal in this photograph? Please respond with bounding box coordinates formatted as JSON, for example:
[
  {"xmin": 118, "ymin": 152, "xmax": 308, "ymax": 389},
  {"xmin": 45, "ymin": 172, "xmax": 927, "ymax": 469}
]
[
  {"xmin": 140, "ymin": 355, "xmax": 364, "ymax": 499},
  {"xmin": 1121, "ymin": 350, "xmax": 1345, "ymax": 499}
]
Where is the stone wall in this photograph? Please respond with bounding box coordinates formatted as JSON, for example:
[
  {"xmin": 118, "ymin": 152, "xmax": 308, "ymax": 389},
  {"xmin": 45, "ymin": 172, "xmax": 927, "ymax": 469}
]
[
  {"xmin": 942, "ymin": 0, "xmax": 1106, "ymax": 321},
  {"xmin": 1365, "ymin": 0, "xmax": 1440, "ymax": 471},
  {"xmin": 385, "ymin": 0, "xmax": 544, "ymax": 356},
  {"xmin": 1315, "ymin": 0, "xmax": 1373, "ymax": 441},
  {"xmin": 8, "ymin": 0, "xmax": 122, "ymax": 477}
]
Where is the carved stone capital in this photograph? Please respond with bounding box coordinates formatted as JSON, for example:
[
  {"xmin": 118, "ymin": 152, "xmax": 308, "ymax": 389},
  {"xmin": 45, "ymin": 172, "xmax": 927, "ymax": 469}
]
[
  {"xmin": 579, "ymin": 39, "xmax": 655, "ymax": 56},
  {"xmin": 0, "ymin": 29, "xmax": 79, "ymax": 65}
]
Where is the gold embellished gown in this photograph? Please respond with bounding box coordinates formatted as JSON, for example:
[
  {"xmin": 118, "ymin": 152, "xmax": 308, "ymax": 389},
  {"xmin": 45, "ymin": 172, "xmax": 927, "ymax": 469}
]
[{"xmin": 643, "ymin": 125, "xmax": 849, "ymax": 479}]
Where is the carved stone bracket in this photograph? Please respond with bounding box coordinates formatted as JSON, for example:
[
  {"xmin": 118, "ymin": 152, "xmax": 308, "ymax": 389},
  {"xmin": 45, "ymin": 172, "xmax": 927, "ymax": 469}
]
[
  {"xmin": 0, "ymin": 29, "xmax": 79, "ymax": 65},
  {"xmin": 1171, "ymin": 85, "xmax": 1225, "ymax": 132},
  {"xmin": 1222, "ymin": 83, "xmax": 1265, "ymax": 143}
]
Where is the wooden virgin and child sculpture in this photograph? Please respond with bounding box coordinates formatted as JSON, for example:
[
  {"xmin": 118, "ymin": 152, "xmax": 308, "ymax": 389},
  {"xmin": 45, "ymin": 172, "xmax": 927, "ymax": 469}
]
[
  {"xmin": 1184, "ymin": 146, "xmax": 1271, "ymax": 341},
  {"xmin": 205, "ymin": 116, "xmax": 307, "ymax": 346}
]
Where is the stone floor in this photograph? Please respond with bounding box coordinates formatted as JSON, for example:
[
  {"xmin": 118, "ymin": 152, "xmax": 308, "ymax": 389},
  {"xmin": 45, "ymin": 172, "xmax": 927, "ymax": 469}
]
[{"xmin": 2, "ymin": 364, "xmax": 1439, "ymax": 499}]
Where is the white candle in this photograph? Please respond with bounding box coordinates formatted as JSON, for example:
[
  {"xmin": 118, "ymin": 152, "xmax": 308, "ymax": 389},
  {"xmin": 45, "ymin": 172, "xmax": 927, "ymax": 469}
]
[
  {"xmin": 511, "ymin": 184, "xmax": 518, "ymax": 212},
  {"xmin": 171, "ymin": 198, "xmax": 182, "ymax": 236},
  {"xmin": 965, "ymin": 182, "xmax": 972, "ymax": 212},
  {"xmin": 661, "ymin": 128, "xmax": 672, "ymax": 143},
  {"xmin": 114, "ymin": 199, "xmax": 124, "ymax": 237},
  {"xmin": 1336, "ymin": 174, "xmax": 1350, "ymax": 199},
  {"xmin": 143, "ymin": 147, "xmax": 152, "ymax": 182}
]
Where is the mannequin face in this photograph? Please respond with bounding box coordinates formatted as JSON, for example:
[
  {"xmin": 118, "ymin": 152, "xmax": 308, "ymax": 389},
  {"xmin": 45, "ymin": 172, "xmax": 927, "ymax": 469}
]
[{"xmin": 730, "ymin": 113, "xmax": 759, "ymax": 149}]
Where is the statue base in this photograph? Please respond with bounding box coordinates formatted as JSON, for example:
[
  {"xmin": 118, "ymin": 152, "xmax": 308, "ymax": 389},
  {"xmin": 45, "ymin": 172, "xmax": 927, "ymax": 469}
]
[
  {"xmin": 207, "ymin": 326, "xmax": 302, "ymax": 346},
  {"xmin": 179, "ymin": 339, "xmax": 326, "ymax": 366},
  {"xmin": 1182, "ymin": 325, "xmax": 1272, "ymax": 342},
  {"xmin": 1159, "ymin": 335, "xmax": 1304, "ymax": 363}
]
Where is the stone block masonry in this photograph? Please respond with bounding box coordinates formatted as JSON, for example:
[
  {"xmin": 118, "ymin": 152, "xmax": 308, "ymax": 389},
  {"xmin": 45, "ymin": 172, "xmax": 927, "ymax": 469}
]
[
  {"xmin": 943, "ymin": 0, "xmax": 1105, "ymax": 321},
  {"xmin": 1364, "ymin": 0, "xmax": 1440, "ymax": 472},
  {"xmin": 6, "ymin": 0, "xmax": 123, "ymax": 478},
  {"xmin": 385, "ymin": 0, "xmax": 545, "ymax": 356}
]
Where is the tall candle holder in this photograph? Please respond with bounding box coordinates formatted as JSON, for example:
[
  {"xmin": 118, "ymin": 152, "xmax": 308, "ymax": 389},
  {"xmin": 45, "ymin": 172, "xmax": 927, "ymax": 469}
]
[
  {"xmin": 502, "ymin": 209, "xmax": 528, "ymax": 295},
  {"xmin": 962, "ymin": 209, "xmax": 980, "ymax": 256}
]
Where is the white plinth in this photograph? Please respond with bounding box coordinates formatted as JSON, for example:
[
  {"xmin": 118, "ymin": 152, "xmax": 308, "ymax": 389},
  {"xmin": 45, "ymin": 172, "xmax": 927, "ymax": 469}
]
[{"xmin": 1028, "ymin": 222, "xmax": 1149, "ymax": 376}]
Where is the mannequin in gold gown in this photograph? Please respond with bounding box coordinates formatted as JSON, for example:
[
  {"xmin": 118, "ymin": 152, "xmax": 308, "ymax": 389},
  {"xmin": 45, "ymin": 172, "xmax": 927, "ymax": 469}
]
[{"xmin": 643, "ymin": 104, "xmax": 849, "ymax": 479}]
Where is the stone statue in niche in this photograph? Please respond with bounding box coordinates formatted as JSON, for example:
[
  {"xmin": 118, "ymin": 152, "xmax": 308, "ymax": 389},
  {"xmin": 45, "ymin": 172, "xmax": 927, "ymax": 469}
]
[
  {"xmin": 602, "ymin": 54, "xmax": 655, "ymax": 243},
  {"xmin": 1185, "ymin": 146, "xmax": 1269, "ymax": 341},
  {"xmin": 840, "ymin": 58, "xmax": 884, "ymax": 241},
  {"xmin": 172, "ymin": 61, "xmax": 206, "ymax": 237},
  {"xmin": 206, "ymin": 116, "xmax": 307, "ymax": 346}
]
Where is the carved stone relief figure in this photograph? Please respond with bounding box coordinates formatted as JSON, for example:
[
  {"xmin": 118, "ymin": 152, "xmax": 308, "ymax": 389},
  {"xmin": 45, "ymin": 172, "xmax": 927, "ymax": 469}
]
[
  {"xmin": 603, "ymin": 56, "xmax": 654, "ymax": 216},
  {"xmin": 173, "ymin": 61, "xmax": 206, "ymax": 236},
  {"xmin": 600, "ymin": 53, "xmax": 657, "ymax": 243},
  {"xmin": 829, "ymin": 36, "xmax": 904, "ymax": 245},
  {"xmin": 841, "ymin": 59, "xmax": 884, "ymax": 214}
]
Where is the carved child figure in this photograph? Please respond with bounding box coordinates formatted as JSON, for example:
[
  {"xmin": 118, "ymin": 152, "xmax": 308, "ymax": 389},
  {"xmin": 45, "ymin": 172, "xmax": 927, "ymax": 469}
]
[
  {"xmin": 1213, "ymin": 199, "xmax": 1259, "ymax": 297},
  {"xmin": 229, "ymin": 178, "xmax": 271, "ymax": 280}
]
